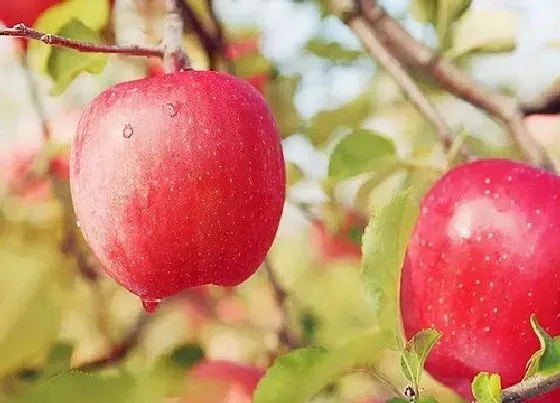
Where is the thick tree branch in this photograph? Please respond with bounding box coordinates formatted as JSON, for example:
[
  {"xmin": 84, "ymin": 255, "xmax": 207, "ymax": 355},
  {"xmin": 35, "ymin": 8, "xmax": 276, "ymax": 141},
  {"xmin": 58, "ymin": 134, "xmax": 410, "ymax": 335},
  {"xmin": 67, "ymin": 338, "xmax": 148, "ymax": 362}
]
[
  {"xmin": 501, "ymin": 373, "xmax": 560, "ymax": 402},
  {"xmin": 342, "ymin": 0, "xmax": 546, "ymax": 167},
  {"xmin": 0, "ymin": 24, "xmax": 164, "ymax": 58},
  {"xmin": 263, "ymin": 258, "xmax": 303, "ymax": 349},
  {"xmin": 348, "ymin": 13, "xmax": 458, "ymax": 155}
]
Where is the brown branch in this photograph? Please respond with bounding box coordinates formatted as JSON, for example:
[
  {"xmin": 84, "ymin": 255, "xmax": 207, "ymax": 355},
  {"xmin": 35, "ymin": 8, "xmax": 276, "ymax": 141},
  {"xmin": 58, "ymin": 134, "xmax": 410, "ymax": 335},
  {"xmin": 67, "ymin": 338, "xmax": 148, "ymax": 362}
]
[
  {"xmin": 501, "ymin": 373, "xmax": 560, "ymax": 402},
  {"xmin": 344, "ymin": 0, "xmax": 546, "ymax": 167},
  {"xmin": 78, "ymin": 313, "xmax": 149, "ymax": 371},
  {"xmin": 173, "ymin": 0, "xmax": 222, "ymax": 70},
  {"xmin": 519, "ymin": 84, "xmax": 560, "ymax": 117},
  {"xmin": 163, "ymin": 0, "xmax": 191, "ymax": 72},
  {"xmin": 1, "ymin": 24, "xmax": 164, "ymax": 58},
  {"xmin": 205, "ymin": 0, "xmax": 232, "ymax": 71},
  {"xmin": 263, "ymin": 258, "xmax": 303, "ymax": 349},
  {"xmin": 18, "ymin": 51, "xmax": 51, "ymax": 141},
  {"xmin": 347, "ymin": 11, "xmax": 457, "ymax": 155}
]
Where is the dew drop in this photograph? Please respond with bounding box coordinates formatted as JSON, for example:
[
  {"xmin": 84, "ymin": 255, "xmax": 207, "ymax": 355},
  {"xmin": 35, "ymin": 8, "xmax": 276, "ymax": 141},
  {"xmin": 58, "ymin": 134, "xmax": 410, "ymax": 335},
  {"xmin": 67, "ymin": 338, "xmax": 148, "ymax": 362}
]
[
  {"xmin": 164, "ymin": 102, "xmax": 177, "ymax": 117},
  {"xmin": 484, "ymin": 178, "xmax": 491, "ymax": 184},
  {"xmin": 141, "ymin": 297, "xmax": 162, "ymax": 313},
  {"xmin": 507, "ymin": 176, "xmax": 512, "ymax": 182},
  {"xmin": 123, "ymin": 123, "xmax": 134, "ymax": 138}
]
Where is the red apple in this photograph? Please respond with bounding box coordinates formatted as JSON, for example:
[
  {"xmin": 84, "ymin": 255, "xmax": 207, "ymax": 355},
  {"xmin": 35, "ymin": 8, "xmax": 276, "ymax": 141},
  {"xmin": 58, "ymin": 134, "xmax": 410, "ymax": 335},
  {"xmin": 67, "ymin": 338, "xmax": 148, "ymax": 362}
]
[
  {"xmin": 0, "ymin": 0, "xmax": 60, "ymax": 28},
  {"xmin": 400, "ymin": 159, "xmax": 560, "ymax": 402},
  {"xmin": 310, "ymin": 210, "xmax": 365, "ymax": 262},
  {"xmin": 183, "ymin": 360, "xmax": 264, "ymax": 403},
  {"xmin": 70, "ymin": 71, "xmax": 285, "ymax": 308}
]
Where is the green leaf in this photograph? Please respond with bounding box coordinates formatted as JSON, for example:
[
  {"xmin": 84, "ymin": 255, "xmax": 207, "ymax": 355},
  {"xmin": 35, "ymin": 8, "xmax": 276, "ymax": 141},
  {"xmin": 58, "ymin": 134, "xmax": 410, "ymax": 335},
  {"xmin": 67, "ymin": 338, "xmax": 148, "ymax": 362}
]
[
  {"xmin": 41, "ymin": 344, "xmax": 74, "ymax": 380},
  {"xmin": 409, "ymin": 0, "xmax": 472, "ymax": 48},
  {"xmin": 471, "ymin": 372, "xmax": 501, "ymax": 403},
  {"xmin": 29, "ymin": 0, "xmax": 110, "ymax": 73},
  {"xmin": 328, "ymin": 130, "xmax": 397, "ymax": 182},
  {"xmin": 169, "ymin": 344, "xmax": 205, "ymax": 369},
  {"xmin": 254, "ymin": 329, "xmax": 387, "ymax": 403},
  {"xmin": 47, "ymin": 19, "xmax": 109, "ymax": 96},
  {"xmin": 9, "ymin": 372, "xmax": 134, "ymax": 403},
  {"xmin": 286, "ymin": 162, "xmax": 305, "ymax": 187},
  {"xmin": 0, "ymin": 246, "xmax": 60, "ymax": 379},
  {"xmin": 305, "ymin": 39, "xmax": 363, "ymax": 63},
  {"xmin": 400, "ymin": 328, "xmax": 441, "ymax": 392},
  {"xmin": 361, "ymin": 189, "xmax": 419, "ymax": 348},
  {"xmin": 306, "ymin": 90, "xmax": 373, "ymax": 146},
  {"xmin": 448, "ymin": 9, "xmax": 518, "ymax": 58},
  {"xmin": 409, "ymin": 0, "xmax": 437, "ymax": 23},
  {"xmin": 265, "ymin": 75, "xmax": 304, "ymax": 139},
  {"xmin": 525, "ymin": 315, "xmax": 560, "ymax": 378},
  {"xmin": 233, "ymin": 52, "xmax": 272, "ymax": 78}
]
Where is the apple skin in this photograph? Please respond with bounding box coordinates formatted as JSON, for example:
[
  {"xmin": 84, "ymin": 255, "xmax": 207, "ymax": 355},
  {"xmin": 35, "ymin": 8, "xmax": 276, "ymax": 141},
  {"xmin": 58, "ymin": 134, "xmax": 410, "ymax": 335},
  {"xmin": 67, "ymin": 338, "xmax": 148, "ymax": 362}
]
[
  {"xmin": 0, "ymin": 0, "xmax": 60, "ymax": 27},
  {"xmin": 70, "ymin": 70, "xmax": 286, "ymax": 301},
  {"xmin": 400, "ymin": 159, "xmax": 560, "ymax": 402},
  {"xmin": 183, "ymin": 360, "xmax": 264, "ymax": 403},
  {"xmin": 310, "ymin": 211, "xmax": 365, "ymax": 262}
]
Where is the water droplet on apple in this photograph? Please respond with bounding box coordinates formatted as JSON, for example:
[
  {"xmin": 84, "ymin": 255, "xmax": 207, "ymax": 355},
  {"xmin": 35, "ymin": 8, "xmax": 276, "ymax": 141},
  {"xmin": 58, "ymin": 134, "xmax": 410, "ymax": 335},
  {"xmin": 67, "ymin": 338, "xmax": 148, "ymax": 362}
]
[
  {"xmin": 141, "ymin": 297, "xmax": 162, "ymax": 313},
  {"xmin": 164, "ymin": 102, "xmax": 177, "ymax": 117},
  {"xmin": 123, "ymin": 124, "xmax": 134, "ymax": 138}
]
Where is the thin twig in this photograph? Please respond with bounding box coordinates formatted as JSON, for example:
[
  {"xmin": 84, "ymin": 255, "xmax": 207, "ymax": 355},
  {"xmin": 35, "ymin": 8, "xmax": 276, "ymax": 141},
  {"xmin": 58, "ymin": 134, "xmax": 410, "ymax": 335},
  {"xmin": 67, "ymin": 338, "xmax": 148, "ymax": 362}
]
[
  {"xmin": 173, "ymin": 0, "xmax": 221, "ymax": 69},
  {"xmin": 18, "ymin": 51, "xmax": 51, "ymax": 141},
  {"xmin": 347, "ymin": 6, "xmax": 457, "ymax": 155},
  {"xmin": 348, "ymin": 0, "xmax": 546, "ymax": 167},
  {"xmin": 1, "ymin": 24, "xmax": 164, "ymax": 58},
  {"xmin": 501, "ymin": 373, "xmax": 560, "ymax": 402},
  {"xmin": 205, "ymin": 0, "xmax": 233, "ymax": 71},
  {"xmin": 263, "ymin": 258, "xmax": 303, "ymax": 349},
  {"xmin": 78, "ymin": 313, "xmax": 149, "ymax": 371}
]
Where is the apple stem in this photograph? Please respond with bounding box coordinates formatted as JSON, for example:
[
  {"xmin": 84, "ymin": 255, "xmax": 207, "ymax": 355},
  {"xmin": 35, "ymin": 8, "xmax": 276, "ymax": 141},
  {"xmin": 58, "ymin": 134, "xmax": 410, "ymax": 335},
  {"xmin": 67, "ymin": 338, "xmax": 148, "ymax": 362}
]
[
  {"xmin": 0, "ymin": 24, "xmax": 165, "ymax": 58},
  {"xmin": 163, "ymin": 0, "xmax": 192, "ymax": 73}
]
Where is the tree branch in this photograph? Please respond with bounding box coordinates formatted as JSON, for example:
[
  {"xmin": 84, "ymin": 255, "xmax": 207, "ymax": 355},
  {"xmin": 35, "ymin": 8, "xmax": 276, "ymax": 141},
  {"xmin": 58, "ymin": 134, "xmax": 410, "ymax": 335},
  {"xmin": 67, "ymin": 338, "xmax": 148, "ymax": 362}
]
[
  {"xmin": 263, "ymin": 258, "xmax": 303, "ymax": 349},
  {"xmin": 18, "ymin": 50, "xmax": 51, "ymax": 141},
  {"xmin": 347, "ymin": 11, "xmax": 459, "ymax": 156},
  {"xmin": 163, "ymin": 0, "xmax": 191, "ymax": 72},
  {"xmin": 78, "ymin": 313, "xmax": 149, "ymax": 371},
  {"xmin": 501, "ymin": 373, "xmax": 560, "ymax": 402},
  {"xmin": 0, "ymin": 24, "xmax": 164, "ymax": 58},
  {"xmin": 345, "ymin": 0, "xmax": 546, "ymax": 167}
]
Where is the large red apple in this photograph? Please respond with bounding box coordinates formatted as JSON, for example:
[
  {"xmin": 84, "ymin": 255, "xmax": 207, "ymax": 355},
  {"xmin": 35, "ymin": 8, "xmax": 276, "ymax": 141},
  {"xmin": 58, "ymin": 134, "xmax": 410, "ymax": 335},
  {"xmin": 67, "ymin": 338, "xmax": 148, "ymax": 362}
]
[
  {"xmin": 400, "ymin": 159, "xmax": 560, "ymax": 402},
  {"xmin": 0, "ymin": 0, "xmax": 60, "ymax": 28},
  {"xmin": 70, "ymin": 70, "xmax": 285, "ymax": 308},
  {"xmin": 183, "ymin": 360, "xmax": 264, "ymax": 403}
]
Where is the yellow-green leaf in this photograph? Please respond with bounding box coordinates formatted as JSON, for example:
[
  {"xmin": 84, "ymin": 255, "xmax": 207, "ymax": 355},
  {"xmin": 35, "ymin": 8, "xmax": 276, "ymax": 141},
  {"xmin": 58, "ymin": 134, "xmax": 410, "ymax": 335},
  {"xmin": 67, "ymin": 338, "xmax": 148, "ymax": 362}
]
[
  {"xmin": 328, "ymin": 129, "xmax": 397, "ymax": 182},
  {"xmin": 448, "ymin": 9, "xmax": 518, "ymax": 58},
  {"xmin": 472, "ymin": 372, "xmax": 501, "ymax": 403},
  {"xmin": 29, "ymin": 0, "xmax": 110, "ymax": 73},
  {"xmin": 361, "ymin": 190, "xmax": 419, "ymax": 348},
  {"xmin": 47, "ymin": 19, "xmax": 109, "ymax": 96}
]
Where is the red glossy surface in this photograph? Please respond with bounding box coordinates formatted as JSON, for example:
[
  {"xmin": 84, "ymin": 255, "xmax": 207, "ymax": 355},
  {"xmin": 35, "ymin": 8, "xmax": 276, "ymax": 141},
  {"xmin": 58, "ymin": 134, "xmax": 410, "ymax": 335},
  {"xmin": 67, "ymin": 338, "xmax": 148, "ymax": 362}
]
[
  {"xmin": 70, "ymin": 71, "xmax": 285, "ymax": 300},
  {"xmin": 401, "ymin": 159, "xmax": 560, "ymax": 402},
  {"xmin": 0, "ymin": 0, "xmax": 60, "ymax": 27}
]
